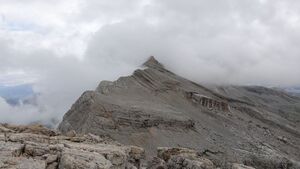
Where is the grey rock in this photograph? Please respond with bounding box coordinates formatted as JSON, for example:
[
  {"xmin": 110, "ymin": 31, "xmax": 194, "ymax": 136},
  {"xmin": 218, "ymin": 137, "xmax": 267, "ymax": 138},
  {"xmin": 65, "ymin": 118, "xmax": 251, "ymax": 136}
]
[
  {"xmin": 232, "ymin": 163, "xmax": 255, "ymax": 169},
  {"xmin": 45, "ymin": 154, "xmax": 58, "ymax": 164},
  {"xmin": 24, "ymin": 142, "xmax": 50, "ymax": 157},
  {"xmin": 65, "ymin": 130, "xmax": 76, "ymax": 138},
  {"xmin": 156, "ymin": 147, "xmax": 215, "ymax": 169},
  {"xmin": 167, "ymin": 156, "xmax": 215, "ymax": 169},
  {"xmin": 242, "ymin": 154, "xmax": 300, "ymax": 169},
  {"xmin": 0, "ymin": 124, "xmax": 145, "ymax": 169},
  {"xmin": 146, "ymin": 157, "xmax": 166, "ymax": 169},
  {"xmin": 46, "ymin": 162, "xmax": 58, "ymax": 169},
  {"xmin": 59, "ymin": 149, "xmax": 112, "ymax": 169},
  {"xmin": 157, "ymin": 147, "xmax": 198, "ymax": 161}
]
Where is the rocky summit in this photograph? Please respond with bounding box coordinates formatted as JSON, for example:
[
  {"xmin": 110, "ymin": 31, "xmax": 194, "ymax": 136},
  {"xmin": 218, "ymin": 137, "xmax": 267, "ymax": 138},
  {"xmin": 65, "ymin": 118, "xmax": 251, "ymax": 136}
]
[{"xmin": 57, "ymin": 56, "xmax": 300, "ymax": 168}]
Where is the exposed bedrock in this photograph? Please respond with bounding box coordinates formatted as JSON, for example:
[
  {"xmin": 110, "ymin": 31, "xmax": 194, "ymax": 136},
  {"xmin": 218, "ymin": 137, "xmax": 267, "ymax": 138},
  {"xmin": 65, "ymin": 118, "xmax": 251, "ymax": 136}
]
[
  {"xmin": 0, "ymin": 124, "xmax": 145, "ymax": 169},
  {"xmin": 185, "ymin": 91, "xmax": 230, "ymax": 112}
]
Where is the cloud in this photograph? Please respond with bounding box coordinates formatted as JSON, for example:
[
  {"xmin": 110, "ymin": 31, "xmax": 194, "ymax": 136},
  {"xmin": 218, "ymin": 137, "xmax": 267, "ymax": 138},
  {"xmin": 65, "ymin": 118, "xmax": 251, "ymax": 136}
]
[
  {"xmin": 0, "ymin": 0, "xmax": 300, "ymax": 125},
  {"xmin": 0, "ymin": 96, "xmax": 47, "ymax": 125},
  {"xmin": 86, "ymin": 0, "xmax": 300, "ymax": 86},
  {"xmin": 0, "ymin": 38, "xmax": 137, "ymax": 126}
]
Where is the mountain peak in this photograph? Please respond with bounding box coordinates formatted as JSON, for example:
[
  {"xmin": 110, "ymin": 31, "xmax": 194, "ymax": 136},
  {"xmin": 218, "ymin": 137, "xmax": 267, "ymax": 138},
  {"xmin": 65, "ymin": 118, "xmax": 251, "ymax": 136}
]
[{"xmin": 143, "ymin": 56, "xmax": 164, "ymax": 69}]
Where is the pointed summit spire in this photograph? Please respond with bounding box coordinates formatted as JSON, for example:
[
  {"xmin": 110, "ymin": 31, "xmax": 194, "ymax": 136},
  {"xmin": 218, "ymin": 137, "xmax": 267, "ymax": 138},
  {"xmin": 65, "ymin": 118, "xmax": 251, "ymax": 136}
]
[{"xmin": 143, "ymin": 56, "xmax": 164, "ymax": 69}]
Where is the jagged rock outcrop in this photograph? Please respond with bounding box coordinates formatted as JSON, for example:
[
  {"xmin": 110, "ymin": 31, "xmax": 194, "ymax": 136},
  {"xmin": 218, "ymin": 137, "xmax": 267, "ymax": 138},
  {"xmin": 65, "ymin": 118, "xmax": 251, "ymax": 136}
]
[
  {"xmin": 59, "ymin": 56, "xmax": 300, "ymax": 169},
  {"xmin": 0, "ymin": 124, "xmax": 145, "ymax": 169},
  {"xmin": 185, "ymin": 92, "xmax": 229, "ymax": 111}
]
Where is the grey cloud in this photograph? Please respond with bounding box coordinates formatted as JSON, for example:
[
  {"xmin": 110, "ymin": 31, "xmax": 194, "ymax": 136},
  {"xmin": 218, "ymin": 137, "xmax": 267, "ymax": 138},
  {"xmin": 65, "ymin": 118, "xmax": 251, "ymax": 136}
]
[
  {"xmin": 86, "ymin": 0, "xmax": 300, "ymax": 86},
  {"xmin": 0, "ymin": 38, "xmax": 140, "ymax": 126}
]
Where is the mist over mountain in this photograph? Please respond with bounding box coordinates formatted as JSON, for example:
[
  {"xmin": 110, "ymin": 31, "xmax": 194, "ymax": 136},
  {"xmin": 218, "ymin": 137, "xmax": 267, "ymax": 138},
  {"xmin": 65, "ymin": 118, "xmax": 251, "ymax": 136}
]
[
  {"xmin": 1, "ymin": 1, "xmax": 300, "ymax": 168},
  {"xmin": 0, "ymin": 0, "xmax": 300, "ymax": 130}
]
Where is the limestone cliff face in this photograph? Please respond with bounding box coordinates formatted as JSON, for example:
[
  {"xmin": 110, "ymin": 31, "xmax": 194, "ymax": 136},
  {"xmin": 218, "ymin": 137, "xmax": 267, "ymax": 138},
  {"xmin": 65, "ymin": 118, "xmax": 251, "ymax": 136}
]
[{"xmin": 58, "ymin": 57, "xmax": 300, "ymax": 168}]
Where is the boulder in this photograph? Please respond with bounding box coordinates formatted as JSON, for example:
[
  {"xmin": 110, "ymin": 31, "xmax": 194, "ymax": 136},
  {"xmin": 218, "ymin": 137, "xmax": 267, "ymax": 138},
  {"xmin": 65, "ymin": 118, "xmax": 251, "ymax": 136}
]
[
  {"xmin": 232, "ymin": 163, "xmax": 255, "ymax": 169},
  {"xmin": 157, "ymin": 147, "xmax": 198, "ymax": 161},
  {"xmin": 156, "ymin": 147, "xmax": 215, "ymax": 169},
  {"xmin": 147, "ymin": 157, "xmax": 166, "ymax": 169},
  {"xmin": 59, "ymin": 149, "xmax": 112, "ymax": 169},
  {"xmin": 167, "ymin": 156, "xmax": 215, "ymax": 169}
]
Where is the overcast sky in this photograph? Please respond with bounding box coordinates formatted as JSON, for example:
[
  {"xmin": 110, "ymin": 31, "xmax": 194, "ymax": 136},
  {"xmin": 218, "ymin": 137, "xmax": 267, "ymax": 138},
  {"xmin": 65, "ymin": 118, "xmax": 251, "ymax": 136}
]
[{"xmin": 0, "ymin": 0, "xmax": 300, "ymax": 125}]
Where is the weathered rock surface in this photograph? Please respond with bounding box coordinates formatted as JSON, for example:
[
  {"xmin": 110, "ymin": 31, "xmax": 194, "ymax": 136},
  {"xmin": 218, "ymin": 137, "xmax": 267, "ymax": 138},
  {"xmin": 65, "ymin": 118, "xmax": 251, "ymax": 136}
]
[
  {"xmin": 155, "ymin": 147, "xmax": 215, "ymax": 169},
  {"xmin": 58, "ymin": 57, "xmax": 300, "ymax": 168},
  {"xmin": 0, "ymin": 124, "xmax": 145, "ymax": 169},
  {"xmin": 147, "ymin": 147, "xmax": 258, "ymax": 169}
]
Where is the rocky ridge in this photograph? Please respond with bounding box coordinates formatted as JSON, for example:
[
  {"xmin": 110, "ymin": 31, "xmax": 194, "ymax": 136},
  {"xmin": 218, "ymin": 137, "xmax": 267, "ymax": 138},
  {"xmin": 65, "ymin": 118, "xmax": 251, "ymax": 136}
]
[{"xmin": 58, "ymin": 56, "xmax": 300, "ymax": 169}]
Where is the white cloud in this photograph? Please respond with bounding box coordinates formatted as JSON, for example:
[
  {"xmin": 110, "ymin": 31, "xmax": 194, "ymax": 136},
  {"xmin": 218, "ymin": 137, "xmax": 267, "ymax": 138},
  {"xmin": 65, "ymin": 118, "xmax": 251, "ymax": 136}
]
[
  {"xmin": 0, "ymin": 0, "xmax": 97, "ymax": 57},
  {"xmin": 0, "ymin": 96, "xmax": 50, "ymax": 125}
]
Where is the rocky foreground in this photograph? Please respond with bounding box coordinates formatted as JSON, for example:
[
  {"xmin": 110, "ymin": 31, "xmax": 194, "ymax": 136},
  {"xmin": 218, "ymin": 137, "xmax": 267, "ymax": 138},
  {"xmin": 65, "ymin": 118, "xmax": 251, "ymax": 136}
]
[
  {"xmin": 0, "ymin": 124, "xmax": 143, "ymax": 169},
  {"xmin": 0, "ymin": 124, "xmax": 261, "ymax": 169}
]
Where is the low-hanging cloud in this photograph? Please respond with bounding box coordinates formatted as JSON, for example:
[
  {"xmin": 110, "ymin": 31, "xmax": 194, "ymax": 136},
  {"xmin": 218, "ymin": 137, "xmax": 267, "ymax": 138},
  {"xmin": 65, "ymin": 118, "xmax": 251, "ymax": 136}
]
[
  {"xmin": 0, "ymin": 0, "xmax": 300, "ymax": 126},
  {"xmin": 86, "ymin": 0, "xmax": 300, "ymax": 86}
]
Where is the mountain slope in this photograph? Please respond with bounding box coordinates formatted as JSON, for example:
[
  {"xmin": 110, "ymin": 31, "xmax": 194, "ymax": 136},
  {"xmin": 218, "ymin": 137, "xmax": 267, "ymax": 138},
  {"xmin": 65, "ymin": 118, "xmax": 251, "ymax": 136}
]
[{"xmin": 59, "ymin": 57, "xmax": 300, "ymax": 167}]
